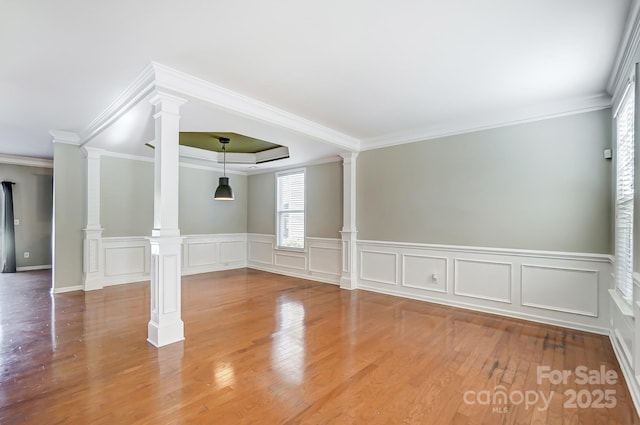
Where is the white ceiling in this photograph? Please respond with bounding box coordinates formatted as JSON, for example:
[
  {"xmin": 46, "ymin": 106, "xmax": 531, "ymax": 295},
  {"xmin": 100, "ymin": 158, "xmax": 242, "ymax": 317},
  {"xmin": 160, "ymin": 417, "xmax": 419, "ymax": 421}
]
[{"xmin": 0, "ymin": 0, "xmax": 633, "ymax": 166}]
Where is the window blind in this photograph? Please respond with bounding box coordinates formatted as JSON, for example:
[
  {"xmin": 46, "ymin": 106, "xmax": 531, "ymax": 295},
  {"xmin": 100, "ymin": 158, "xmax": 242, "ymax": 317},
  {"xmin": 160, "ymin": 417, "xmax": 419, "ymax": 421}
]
[
  {"xmin": 615, "ymin": 83, "xmax": 635, "ymax": 304},
  {"xmin": 277, "ymin": 170, "xmax": 305, "ymax": 249}
]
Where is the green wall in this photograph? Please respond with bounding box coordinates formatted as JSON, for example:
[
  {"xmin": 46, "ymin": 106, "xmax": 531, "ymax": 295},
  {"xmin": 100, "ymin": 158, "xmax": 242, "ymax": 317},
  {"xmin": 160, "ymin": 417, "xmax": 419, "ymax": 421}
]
[
  {"xmin": 100, "ymin": 156, "xmax": 154, "ymax": 237},
  {"xmin": 0, "ymin": 164, "xmax": 52, "ymax": 268},
  {"xmin": 357, "ymin": 109, "xmax": 612, "ymax": 253},
  {"xmin": 247, "ymin": 161, "xmax": 343, "ymax": 238},
  {"xmin": 179, "ymin": 166, "xmax": 247, "ymax": 234},
  {"xmin": 53, "ymin": 143, "xmax": 85, "ymax": 289},
  {"xmin": 100, "ymin": 156, "xmax": 248, "ymax": 237}
]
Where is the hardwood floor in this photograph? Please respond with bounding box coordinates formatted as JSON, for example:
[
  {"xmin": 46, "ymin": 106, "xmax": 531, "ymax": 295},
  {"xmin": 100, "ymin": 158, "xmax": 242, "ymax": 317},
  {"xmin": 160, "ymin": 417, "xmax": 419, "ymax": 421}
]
[{"xmin": 0, "ymin": 269, "xmax": 638, "ymax": 424}]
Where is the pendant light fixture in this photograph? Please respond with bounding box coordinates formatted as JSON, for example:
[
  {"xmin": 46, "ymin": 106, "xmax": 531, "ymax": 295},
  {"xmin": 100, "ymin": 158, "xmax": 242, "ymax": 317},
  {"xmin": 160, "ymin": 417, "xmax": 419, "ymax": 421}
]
[{"xmin": 214, "ymin": 137, "xmax": 234, "ymax": 200}]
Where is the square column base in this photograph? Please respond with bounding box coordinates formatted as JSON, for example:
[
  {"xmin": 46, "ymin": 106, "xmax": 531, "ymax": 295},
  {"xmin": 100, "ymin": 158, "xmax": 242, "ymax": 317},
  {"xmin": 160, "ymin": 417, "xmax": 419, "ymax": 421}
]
[
  {"xmin": 147, "ymin": 319, "xmax": 184, "ymax": 347},
  {"xmin": 340, "ymin": 276, "xmax": 357, "ymax": 290}
]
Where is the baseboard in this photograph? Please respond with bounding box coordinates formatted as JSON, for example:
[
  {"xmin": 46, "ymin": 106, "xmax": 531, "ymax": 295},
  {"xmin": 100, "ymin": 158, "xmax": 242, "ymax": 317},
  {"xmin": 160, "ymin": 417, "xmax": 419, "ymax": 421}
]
[
  {"xmin": 610, "ymin": 331, "xmax": 640, "ymax": 417},
  {"xmin": 358, "ymin": 283, "xmax": 609, "ymax": 335},
  {"xmin": 182, "ymin": 262, "xmax": 248, "ymax": 276},
  {"xmin": 52, "ymin": 284, "xmax": 84, "ymax": 294},
  {"xmin": 248, "ymin": 263, "xmax": 340, "ymax": 285},
  {"xmin": 17, "ymin": 265, "xmax": 52, "ymax": 272}
]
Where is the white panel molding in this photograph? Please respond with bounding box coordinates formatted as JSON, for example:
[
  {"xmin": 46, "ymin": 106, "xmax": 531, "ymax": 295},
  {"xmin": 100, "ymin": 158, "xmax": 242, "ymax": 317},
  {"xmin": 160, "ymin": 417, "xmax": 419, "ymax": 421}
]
[
  {"xmin": 0, "ymin": 154, "xmax": 53, "ymax": 168},
  {"xmin": 248, "ymin": 235, "xmax": 275, "ymax": 265},
  {"xmin": 356, "ymin": 240, "xmax": 611, "ymax": 334},
  {"xmin": 220, "ymin": 240, "xmax": 247, "ymax": 264},
  {"xmin": 357, "ymin": 239, "xmax": 611, "ymax": 263},
  {"xmin": 85, "ymin": 234, "xmax": 248, "ymax": 286},
  {"xmin": 274, "ymin": 252, "xmax": 307, "ymax": 270},
  {"xmin": 247, "ymin": 234, "xmax": 341, "ymax": 285},
  {"xmin": 401, "ymin": 254, "xmax": 447, "ymax": 293},
  {"xmin": 187, "ymin": 242, "xmax": 218, "ymax": 268},
  {"xmin": 454, "ymin": 259, "xmax": 512, "ymax": 304},
  {"xmin": 358, "ymin": 280, "xmax": 608, "ymax": 335},
  {"xmin": 103, "ymin": 238, "xmax": 150, "ymax": 286},
  {"xmin": 360, "ymin": 250, "xmax": 398, "ymax": 286},
  {"xmin": 521, "ymin": 264, "xmax": 598, "ymax": 317},
  {"xmin": 308, "ymin": 245, "xmax": 341, "ymax": 276},
  {"xmin": 180, "ymin": 234, "xmax": 247, "ymax": 276}
]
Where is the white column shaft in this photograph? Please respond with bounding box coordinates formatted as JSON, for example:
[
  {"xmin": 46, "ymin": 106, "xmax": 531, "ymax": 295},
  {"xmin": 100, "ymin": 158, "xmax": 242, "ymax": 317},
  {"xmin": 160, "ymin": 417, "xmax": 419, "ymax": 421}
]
[
  {"xmin": 83, "ymin": 147, "xmax": 104, "ymax": 291},
  {"xmin": 147, "ymin": 91, "xmax": 187, "ymax": 347},
  {"xmin": 340, "ymin": 152, "xmax": 358, "ymax": 290}
]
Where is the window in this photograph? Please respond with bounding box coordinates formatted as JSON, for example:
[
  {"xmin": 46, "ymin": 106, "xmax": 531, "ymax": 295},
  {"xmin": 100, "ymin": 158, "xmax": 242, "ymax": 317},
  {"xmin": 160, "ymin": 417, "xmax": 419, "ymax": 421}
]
[
  {"xmin": 615, "ymin": 82, "xmax": 635, "ymax": 304},
  {"xmin": 277, "ymin": 169, "xmax": 305, "ymax": 249}
]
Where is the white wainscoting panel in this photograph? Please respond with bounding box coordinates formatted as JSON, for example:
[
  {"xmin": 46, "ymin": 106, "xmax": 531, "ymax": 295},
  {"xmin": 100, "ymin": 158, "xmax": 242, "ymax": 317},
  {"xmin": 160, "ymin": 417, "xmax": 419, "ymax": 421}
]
[
  {"xmin": 309, "ymin": 245, "xmax": 342, "ymax": 276},
  {"xmin": 275, "ymin": 251, "xmax": 307, "ymax": 270},
  {"xmin": 102, "ymin": 237, "xmax": 150, "ymax": 286},
  {"xmin": 402, "ymin": 254, "xmax": 447, "ymax": 293},
  {"xmin": 220, "ymin": 241, "xmax": 246, "ymax": 264},
  {"xmin": 360, "ymin": 251, "xmax": 398, "ymax": 285},
  {"xmin": 247, "ymin": 234, "xmax": 341, "ymax": 285},
  {"xmin": 357, "ymin": 240, "xmax": 611, "ymax": 334},
  {"xmin": 521, "ymin": 265, "xmax": 598, "ymax": 317},
  {"xmin": 182, "ymin": 234, "xmax": 247, "ymax": 276},
  {"xmin": 454, "ymin": 259, "xmax": 512, "ymax": 304},
  {"xmin": 93, "ymin": 234, "xmax": 248, "ymax": 286},
  {"xmin": 248, "ymin": 237, "xmax": 274, "ymax": 265},
  {"xmin": 187, "ymin": 242, "xmax": 218, "ymax": 268}
]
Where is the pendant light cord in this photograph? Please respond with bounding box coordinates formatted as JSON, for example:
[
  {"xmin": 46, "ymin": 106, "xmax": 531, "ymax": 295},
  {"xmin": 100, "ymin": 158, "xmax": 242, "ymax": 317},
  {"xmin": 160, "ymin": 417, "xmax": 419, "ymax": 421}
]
[{"xmin": 223, "ymin": 144, "xmax": 226, "ymax": 177}]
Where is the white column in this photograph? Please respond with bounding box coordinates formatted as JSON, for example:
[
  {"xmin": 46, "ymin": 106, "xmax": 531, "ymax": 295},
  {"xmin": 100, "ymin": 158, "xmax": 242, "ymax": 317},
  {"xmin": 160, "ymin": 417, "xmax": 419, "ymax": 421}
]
[
  {"xmin": 340, "ymin": 152, "xmax": 358, "ymax": 290},
  {"xmin": 82, "ymin": 147, "xmax": 104, "ymax": 291},
  {"xmin": 147, "ymin": 91, "xmax": 187, "ymax": 347}
]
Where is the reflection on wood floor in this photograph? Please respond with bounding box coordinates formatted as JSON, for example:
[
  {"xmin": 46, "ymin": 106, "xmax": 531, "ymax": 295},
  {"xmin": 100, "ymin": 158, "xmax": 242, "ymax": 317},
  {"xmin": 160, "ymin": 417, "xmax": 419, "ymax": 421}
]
[{"xmin": 0, "ymin": 268, "xmax": 638, "ymax": 424}]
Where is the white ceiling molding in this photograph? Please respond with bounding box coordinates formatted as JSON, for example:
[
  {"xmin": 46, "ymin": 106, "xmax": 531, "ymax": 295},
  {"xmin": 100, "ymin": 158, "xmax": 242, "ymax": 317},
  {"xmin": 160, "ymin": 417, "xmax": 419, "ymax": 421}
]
[
  {"xmin": 79, "ymin": 63, "xmax": 156, "ymax": 145},
  {"xmin": 149, "ymin": 143, "xmax": 290, "ymax": 166},
  {"xmin": 151, "ymin": 62, "xmax": 361, "ymax": 152},
  {"xmin": 607, "ymin": 0, "xmax": 640, "ymax": 105},
  {"xmin": 0, "ymin": 154, "xmax": 53, "ymax": 169},
  {"xmin": 247, "ymin": 155, "xmax": 342, "ymax": 175},
  {"xmin": 99, "ymin": 148, "xmax": 247, "ymax": 175},
  {"xmin": 256, "ymin": 146, "xmax": 290, "ymax": 163},
  {"xmin": 360, "ymin": 92, "xmax": 612, "ymax": 151},
  {"xmin": 50, "ymin": 130, "xmax": 81, "ymax": 145}
]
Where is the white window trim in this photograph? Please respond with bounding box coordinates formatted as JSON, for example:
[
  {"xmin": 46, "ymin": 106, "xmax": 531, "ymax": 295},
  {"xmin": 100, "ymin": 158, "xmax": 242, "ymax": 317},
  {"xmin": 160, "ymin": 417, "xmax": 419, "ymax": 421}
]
[
  {"xmin": 275, "ymin": 168, "xmax": 306, "ymax": 251},
  {"xmin": 614, "ymin": 79, "xmax": 635, "ymax": 306}
]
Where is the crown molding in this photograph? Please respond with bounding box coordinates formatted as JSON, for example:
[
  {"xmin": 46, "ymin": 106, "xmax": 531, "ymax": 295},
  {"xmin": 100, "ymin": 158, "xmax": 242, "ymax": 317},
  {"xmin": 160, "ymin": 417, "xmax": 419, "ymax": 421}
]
[
  {"xmin": 247, "ymin": 155, "xmax": 342, "ymax": 175},
  {"xmin": 50, "ymin": 130, "xmax": 81, "ymax": 145},
  {"xmin": 80, "ymin": 63, "xmax": 156, "ymax": 145},
  {"xmin": 0, "ymin": 154, "xmax": 53, "ymax": 169},
  {"xmin": 151, "ymin": 62, "xmax": 361, "ymax": 152},
  {"xmin": 360, "ymin": 93, "xmax": 612, "ymax": 151},
  {"xmin": 99, "ymin": 149, "xmax": 247, "ymax": 175},
  {"xmin": 607, "ymin": 0, "xmax": 640, "ymax": 103}
]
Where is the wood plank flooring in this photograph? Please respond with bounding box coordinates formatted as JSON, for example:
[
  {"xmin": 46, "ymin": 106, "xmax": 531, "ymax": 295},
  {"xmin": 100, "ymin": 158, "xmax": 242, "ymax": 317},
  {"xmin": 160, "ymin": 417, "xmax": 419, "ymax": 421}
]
[{"xmin": 0, "ymin": 268, "xmax": 638, "ymax": 424}]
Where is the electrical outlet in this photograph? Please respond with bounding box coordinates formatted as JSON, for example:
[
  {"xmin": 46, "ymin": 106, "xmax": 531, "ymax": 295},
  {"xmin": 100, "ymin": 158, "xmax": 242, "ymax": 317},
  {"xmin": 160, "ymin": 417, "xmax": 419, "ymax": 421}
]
[
  {"xmin": 23, "ymin": 252, "xmax": 30, "ymax": 259},
  {"xmin": 431, "ymin": 273, "xmax": 438, "ymax": 282},
  {"xmin": 13, "ymin": 219, "xmax": 19, "ymax": 226}
]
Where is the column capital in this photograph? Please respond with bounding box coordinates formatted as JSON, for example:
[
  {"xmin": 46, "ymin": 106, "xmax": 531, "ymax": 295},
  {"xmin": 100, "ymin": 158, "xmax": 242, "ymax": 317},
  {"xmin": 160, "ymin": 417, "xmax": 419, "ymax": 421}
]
[
  {"xmin": 82, "ymin": 146, "xmax": 104, "ymax": 159},
  {"xmin": 50, "ymin": 130, "xmax": 81, "ymax": 145},
  {"xmin": 148, "ymin": 90, "xmax": 188, "ymax": 114},
  {"xmin": 339, "ymin": 151, "xmax": 359, "ymax": 163}
]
